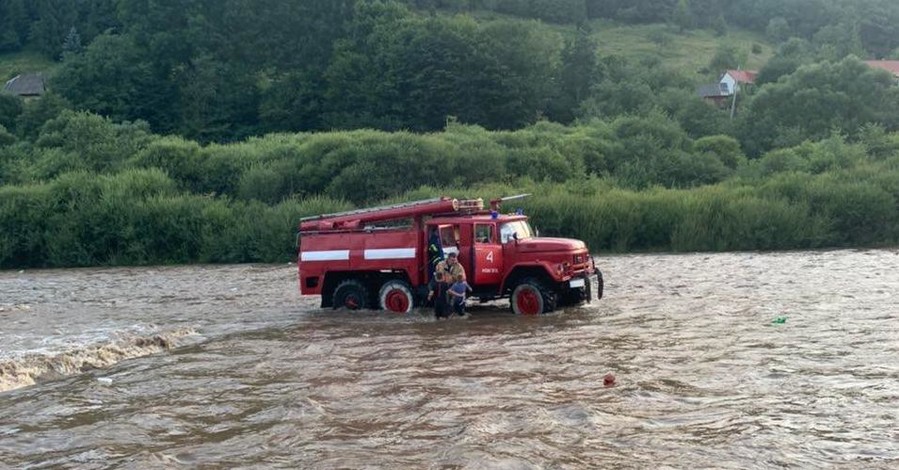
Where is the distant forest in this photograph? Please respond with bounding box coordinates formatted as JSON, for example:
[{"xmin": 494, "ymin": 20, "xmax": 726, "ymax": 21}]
[
  {"xmin": 2, "ymin": 0, "xmax": 899, "ymax": 268},
  {"xmin": 2, "ymin": 0, "xmax": 899, "ymax": 144}
]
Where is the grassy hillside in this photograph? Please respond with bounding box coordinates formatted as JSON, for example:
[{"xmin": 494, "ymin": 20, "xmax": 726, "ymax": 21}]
[
  {"xmin": 589, "ymin": 21, "xmax": 772, "ymax": 80},
  {"xmin": 0, "ymin": 20, "xmax": 770, "ymax": 91},
  {"xmin": 463, "ymin": 11, "xmax": 773, "ymax": 81},
  {"xmin": 0, "ymin": 50, "xmax": 57, "ymax": 83},
  {"xmin": 462, "ymin": 9, "xmax": 776, "ymax": 78}
]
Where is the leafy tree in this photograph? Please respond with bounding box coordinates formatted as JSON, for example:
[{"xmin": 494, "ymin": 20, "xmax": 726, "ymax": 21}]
[
  {"xmin": 766, "ymin": 17, "xmax": 790, "ymax": 43},
  {"xmin": 0, "ymin": 0, "xmax": 29, "ymax": 52},
  {"xmin": 586, "ymin": 0, "xmax": 678, "ymax": 23},
  {"xmin": 708, "ymin": 43, "xmax": 744, "ymax": 74},
  {"xmin": 857, "ymin": 0, "xmax": 899, "ymax": 59},
  {"xmin": 711, "ymin": 13, "xmax": 727, "ymax": 36},
  {"xmin": 578, "ymin": 55, "xmax": 695, "ymax": 122},
  {"xmin": 550, "ymin": 26, "xmax": 600, "ymax": 123},
  {"xmin": 259, "ymin": 71, "xmax": 327, "ymax": 133},
  {"xmin": 527, "ymin": 0, "xmax": 588, "ymax": 24},
  {"xmin": 0, "ymin": 124, "xmax": 15, "ymax": 146},
  {"xmin": 325, "ymin": 5, "xmax": 559, "ymax": 131},
  {"xmin": 14, "ymin": 92, "xmax": 71, "ymax": 140},
  {"xmin": 648, "ymin": 28, "xmax": 672, "ymax": 48},
  {"xmin": 117, "ymin": 0, "xmax": 196, "ymax": 62},
  {"xmin": 657, "ymin": 88, "xmax": 730, "ymax": 137},
  {"xmin": 857, "ymin": 123, "xmax": 899, "ymax": 160},
  {"xmin": 52, "ymin": 34, "xmax": 177, "ymax": 133},
  {"xmin": 324, "ymin": 0, "xmax": 411, "ymax": 129},
  {"xmin": 602, "ymin": 112, "xmax": 712, "ymax": 188},
  {"xmin": 755, "ymin": 37, "xmax": 813, "ymax": 85},
  {"xmin": 0, "ymin": 94, "xmax": 23, "ymax": 130},
  {"xmin": 672, "ymin": 0, "xmax": 693, "ymax": 32},
  {"xmin": 688, "ymin": 0, "xmax": 724, "ymax": 29},
  {"xmin": 61, "ymin": 26, "xmax": 82, "ymax": 55},
  {"xmin": 694, "ymin": 134, "xmax": 745, "ymax": 168},
  {"xmin": 32, "ymin": 111, "xmax": 153, "ymax": 177},
  {"xmin": 75, "ymin": 0, "xmax": 121, "ymax": 42},
  {"xmin": 29, "ymin": 0, "xmax": 78, "ymax": 58},
  {"xmin": 174, "ymin": 54, "xmax": 261, "ymax": 142},
  {"xmin": 812, "ymin": 21, "xmax": 865, "ymax": 61},
  {"xmin": 739, "ymin": 57, "xmax": 899, "ymax": 156},
  {"xmin": 478, "ymin": 20, "xmax": 559, "ymax": 128}
]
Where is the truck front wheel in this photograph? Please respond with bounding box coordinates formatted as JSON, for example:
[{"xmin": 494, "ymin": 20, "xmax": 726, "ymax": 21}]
[
  {"xmin": 511, "ymin": 278, "xmax": 556, "ymax": 315},
  {"xmin": 332, "ymin": 280, "xmax": 369, "ymax": 310},
  {"xmin": 379, "ymin": 280, "xmax": 414, "ymax": 314}
]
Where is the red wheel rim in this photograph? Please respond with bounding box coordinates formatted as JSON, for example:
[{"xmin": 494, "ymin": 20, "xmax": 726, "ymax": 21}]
[
  {"xmin": 384, "ymin": 289, "xmax": 410, "ymax": 313},
  {"xmin": 515, "ymin": 287, "xmax": 541, "ymax": 315},
  {"xmin": 345, "ymin": 295, "xmax": 360, "ymax": 309}
]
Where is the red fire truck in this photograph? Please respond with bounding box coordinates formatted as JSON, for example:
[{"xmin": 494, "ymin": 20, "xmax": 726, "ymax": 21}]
[{"xmin": 297, "ymin": 196, "xmax": 602, "ymax": 315}]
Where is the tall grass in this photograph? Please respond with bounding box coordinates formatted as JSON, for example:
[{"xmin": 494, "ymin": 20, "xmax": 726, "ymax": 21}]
[
  {"xmin": 0, "ymin": 169, "xmax": 351, "ymax": 268},
  {"xmin": 2, "ymin": 112, "xmax": 898, "ymax": 268}
]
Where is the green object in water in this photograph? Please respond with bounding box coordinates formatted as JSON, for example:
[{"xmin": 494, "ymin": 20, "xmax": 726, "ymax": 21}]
[{"xmin": 772, "ymin": 316, "xmax": 787, "ymax": 324}]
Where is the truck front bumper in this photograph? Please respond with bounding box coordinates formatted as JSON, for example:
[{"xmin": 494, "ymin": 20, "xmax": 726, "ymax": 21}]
[{"xmin": 565, "ymin": 270, "xmax": 603, "ymax": 303}]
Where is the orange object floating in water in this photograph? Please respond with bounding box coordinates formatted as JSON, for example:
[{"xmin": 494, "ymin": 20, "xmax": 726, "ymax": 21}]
[{"xmin": 603, "ymin": 373, "xmax": 616, "ymax": 387}]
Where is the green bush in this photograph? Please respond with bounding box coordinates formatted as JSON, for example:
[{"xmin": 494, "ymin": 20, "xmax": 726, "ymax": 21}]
[
  {"xmin": 3, "ymin": 107, "xmax": 899, "ymax": 268},
  {"xmin": 34, "ymin": 111, "xmax": 152, "ymax": 176},
  {"xmin": 804, "ymin": 178, "xmax": 896, "ymax": 246},
  {"xmin": 694, "ymin": 135, "xmax": 746, "ymax": 169},
  {"xmin": 0, "ymin": 183, "xmax": 52, "ymax": 268},
  {"xmin": 0, "ymin": 124, "xmax": 15, "ymax": 147},
  {"xmin": 0, "ymin": 95, "xmax": 23, "ymax": 130},
  {"xmin": 670, "ymin": 187, "xmax": 824, "ymax": 251},
  {"xmin": 129, "ymin": 136, "xmax": 205, "ymax": 192}
]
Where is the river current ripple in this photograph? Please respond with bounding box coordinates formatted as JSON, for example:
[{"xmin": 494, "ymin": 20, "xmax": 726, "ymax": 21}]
[{"xmin": 1, "ymin": 250, "xmax": 897, "ymax": 468}]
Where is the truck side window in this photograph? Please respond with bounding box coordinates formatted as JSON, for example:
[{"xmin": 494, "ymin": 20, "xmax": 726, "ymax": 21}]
[
  {"xmin": 500, "ymin": 224, "xmax": 514, "ymax": 244},
  {"xmin": 440, "ymin": 226, "xmax": 456, "ymax": 247},
  {"xmin": 475, "ymin": 224, "xmax": 493, "ymax": 244}
]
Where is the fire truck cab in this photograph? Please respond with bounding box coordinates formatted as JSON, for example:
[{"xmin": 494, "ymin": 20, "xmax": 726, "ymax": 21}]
[{"xmin": 297, "ymin": 196, "xmax": 602, "ymax": 315}]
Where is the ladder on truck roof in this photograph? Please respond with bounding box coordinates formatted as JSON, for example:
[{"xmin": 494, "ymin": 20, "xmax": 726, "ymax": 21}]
[
  {"xmin": 300, "ymin": 197, "xmax": 445, "ymax": 223},
  {"xmin": 299, "ymin": 196, "xmax": 484, "ymax": 232}
]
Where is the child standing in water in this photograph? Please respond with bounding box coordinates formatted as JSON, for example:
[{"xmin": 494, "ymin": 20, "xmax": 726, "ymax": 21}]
[{"xmin": 447, "ymin": 273, "xmax": 472, "ymax": 317}]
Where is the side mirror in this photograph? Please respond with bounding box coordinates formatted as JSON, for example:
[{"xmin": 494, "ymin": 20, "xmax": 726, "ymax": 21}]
[{"xmin": 512, "ymin": 232, "xmax": 519, "ymax": 244}]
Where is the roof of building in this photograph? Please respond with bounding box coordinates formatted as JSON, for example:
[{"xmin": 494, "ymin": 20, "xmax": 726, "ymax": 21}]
[
  {"xmin": 697, "ymin": 83, "xmax": 729, "ymax": 98},
  {"xmin": 722, "ymin": 69, "xmax": 758, "ymax": 84},
  {"xmin": 863, "ymin": 60, "xmax": 899, "ymax": 77},
  {"xmin": 3, "ymin": 73, "xmax": 46, "ymax": 96}
]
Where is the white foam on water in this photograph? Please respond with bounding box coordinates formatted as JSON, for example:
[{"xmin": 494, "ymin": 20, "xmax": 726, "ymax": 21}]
[{"xmin": 0, "ymin": 327, "xmax": 198, "ymax": 393}]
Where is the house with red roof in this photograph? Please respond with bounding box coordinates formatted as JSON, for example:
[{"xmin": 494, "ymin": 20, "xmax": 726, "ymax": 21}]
[
  {"xmin": 863, "ymin": 60, "xmax": 899, "ymax": 83},
  {"xmin": 696, "ymin": 83, "xmax": 730, "ymax": 105},
  {"xmin": 697, "ymin": 69, "xmax": 758, "ymax": 109},
  {"xmin": 719, "ymin": 69, "xmax": 757, "ymax": 95}
]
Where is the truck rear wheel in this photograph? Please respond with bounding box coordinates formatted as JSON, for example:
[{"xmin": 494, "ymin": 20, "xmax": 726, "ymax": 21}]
[
  {"xmin": 379, "ymin": 280, "xmax": 414, "ymax": 314},
  {"xmin": 511, "ymin": 278, "xmax": 556, "ymax": 315},
  {"xmin": 332, "ymin": 280, "xmax": 369, "ymax": 310}
]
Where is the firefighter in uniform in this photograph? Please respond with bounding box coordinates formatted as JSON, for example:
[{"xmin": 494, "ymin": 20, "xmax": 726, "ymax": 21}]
[
  {"xmin": 434, "ymin": 252, "xmax": 466, "ymax": 284},
  {"xmin": 428, "ymin": 252, "xmax": 466, "ymax": 317},
  {"xmin": 427, "ymin": 228, "xmax": 444, "ymax": 282}
]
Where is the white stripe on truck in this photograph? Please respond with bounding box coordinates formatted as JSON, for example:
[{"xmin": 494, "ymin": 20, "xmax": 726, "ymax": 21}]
[
  {"xmin": 300, "ymin": 250, "xmax": 350, "ymax": 261},
  {"xmin": 364, "ymin": 248, "xmax": 416, "ymax": 260}
]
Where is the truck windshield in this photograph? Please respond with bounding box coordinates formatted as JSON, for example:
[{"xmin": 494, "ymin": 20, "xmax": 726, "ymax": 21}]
[{"xmin": 499, "ymin": 220, "xmax": 533, "ymax": 243}]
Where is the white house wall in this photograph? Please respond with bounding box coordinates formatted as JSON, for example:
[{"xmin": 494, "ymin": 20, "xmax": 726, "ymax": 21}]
[{"xmin": 719, "ymin": 73, "xmax": 738, "ymax": 95}]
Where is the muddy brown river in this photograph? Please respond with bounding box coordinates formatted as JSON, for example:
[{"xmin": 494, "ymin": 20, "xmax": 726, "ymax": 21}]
[{"xmin": 1, "ymin": 250, "xmax": 898, "ymax": 468}]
